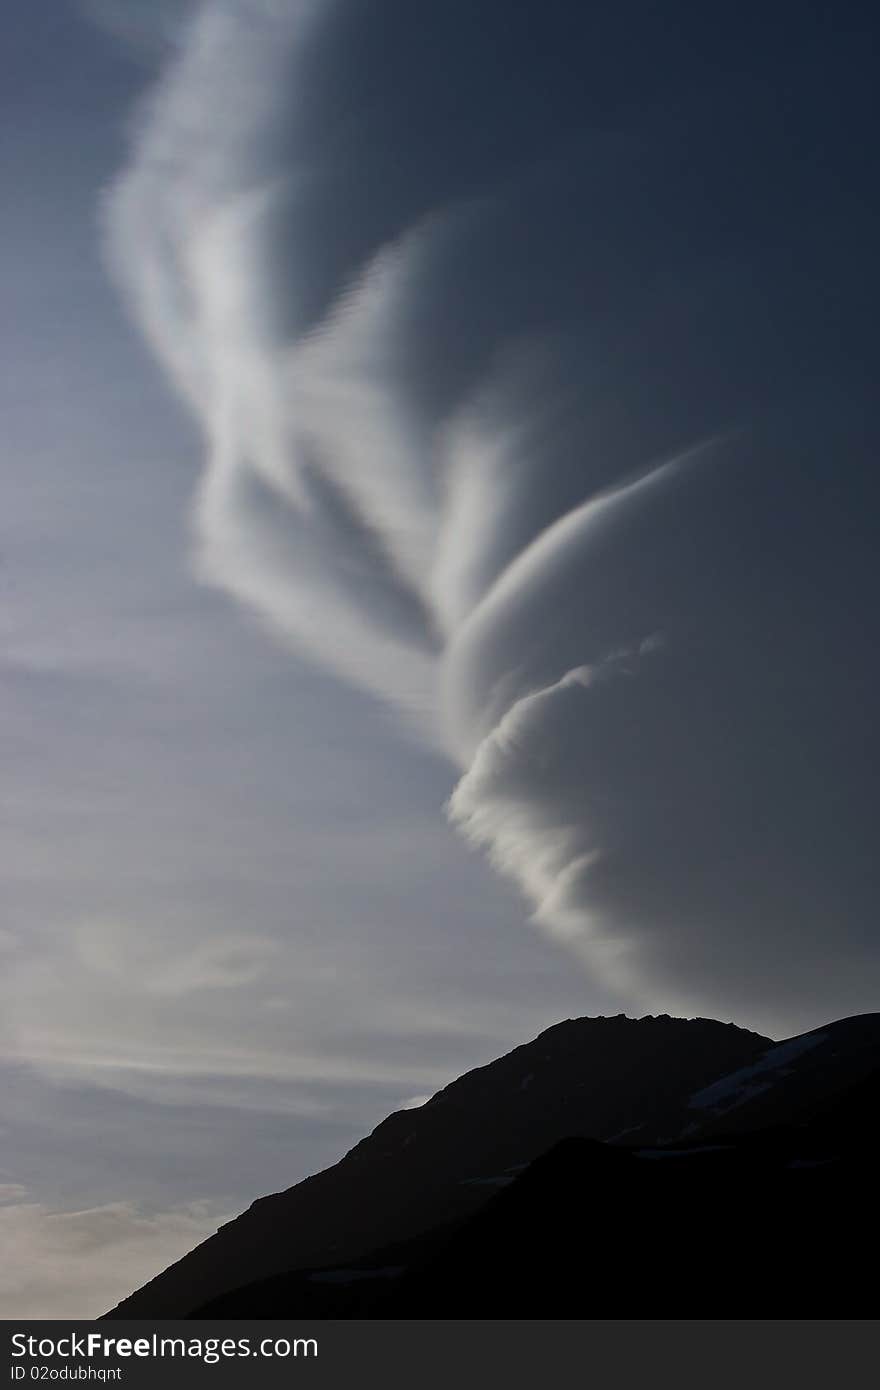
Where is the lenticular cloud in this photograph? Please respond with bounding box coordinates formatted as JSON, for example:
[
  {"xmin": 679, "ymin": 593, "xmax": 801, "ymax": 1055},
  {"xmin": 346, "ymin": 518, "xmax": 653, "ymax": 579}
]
[{"xmin": 108, "ymin": 0, "xmax": 880, "ymax": 1028}]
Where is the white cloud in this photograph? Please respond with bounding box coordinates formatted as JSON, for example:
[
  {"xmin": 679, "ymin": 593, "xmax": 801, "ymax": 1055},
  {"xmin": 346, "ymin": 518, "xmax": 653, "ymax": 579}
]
[{"xmin": 103, "ymin": 0, "xmax": 880, "ymax": 1036}]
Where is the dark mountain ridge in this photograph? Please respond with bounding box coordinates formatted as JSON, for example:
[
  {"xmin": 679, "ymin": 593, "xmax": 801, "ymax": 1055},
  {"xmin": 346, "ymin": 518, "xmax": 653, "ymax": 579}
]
[{"xmin": 105, "ymin": 1011, "xmax": 880, "ymax": 1318}]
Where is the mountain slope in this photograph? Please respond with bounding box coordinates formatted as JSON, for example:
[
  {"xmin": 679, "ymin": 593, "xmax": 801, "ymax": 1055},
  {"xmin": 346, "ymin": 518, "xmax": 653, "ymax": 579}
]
[
  {"xmin": 382, "ymin": 1054, "xmax": 880, "ymax": 1318},
  {"xmin": 386, "ymin": 1113, "xmax": 880, "ymax": 1318},
  {"xmin": 195, "ymin": 1045, "xmax": 880, "ymax": 1318},
  {"xmin": 681, "ymin": 1012, "xmax": 880, "ymax": 1137},
  {"xmin": 105, "ymin": 1013, "xmax": 769, "ymax": 1317},
  {"xmin": 197, "ymin": 1115, "xmax": 879, "ymax": 1318}
]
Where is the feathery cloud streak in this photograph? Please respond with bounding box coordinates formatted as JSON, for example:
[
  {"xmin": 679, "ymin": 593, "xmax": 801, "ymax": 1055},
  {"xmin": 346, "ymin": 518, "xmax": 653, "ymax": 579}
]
[{"xmin": 108, "ymin": 0, "xmax": 880, "ymax": 1023}]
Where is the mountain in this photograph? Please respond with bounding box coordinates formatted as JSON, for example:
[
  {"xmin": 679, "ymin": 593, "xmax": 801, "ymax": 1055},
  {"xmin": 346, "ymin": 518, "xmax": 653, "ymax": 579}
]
[
  {"xmin": 195, "ymin": 1115, "xmax": 879, "ymax": 1318},
  {"xmin": 105, "ymin": 1012, "xmax": 880, "ymax": 1318}
]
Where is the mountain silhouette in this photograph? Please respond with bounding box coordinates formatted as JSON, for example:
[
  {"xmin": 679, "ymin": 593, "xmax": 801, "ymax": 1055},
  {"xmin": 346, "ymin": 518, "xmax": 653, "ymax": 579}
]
[{"xmin": 105, "ymin": 1012, "xmax": 880, "ymax": 1318}]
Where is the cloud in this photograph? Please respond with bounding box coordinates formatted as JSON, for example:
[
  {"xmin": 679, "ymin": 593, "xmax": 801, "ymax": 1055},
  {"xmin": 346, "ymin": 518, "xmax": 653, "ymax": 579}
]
[
  {"xmin": 106, "ymin": 0, "xmax": 880, "ymax": 1031},
  {"xmin": 81, "ymin": 0, "xmax": 196, "ymax": 56},
  {"xmin": 0, "ymin": 1193, "xmax": 226, "ymax": 1319}
]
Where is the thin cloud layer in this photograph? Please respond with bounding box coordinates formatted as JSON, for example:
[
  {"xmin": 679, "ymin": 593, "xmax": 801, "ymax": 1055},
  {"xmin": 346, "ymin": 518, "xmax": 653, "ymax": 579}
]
[
  {"xmin": 0, "ymin": 1191, "xmax": 226, "ymax": 1319},
  {"xmin": 108, "ymin": 0, "xmax": 880, "ymax": 1025}
]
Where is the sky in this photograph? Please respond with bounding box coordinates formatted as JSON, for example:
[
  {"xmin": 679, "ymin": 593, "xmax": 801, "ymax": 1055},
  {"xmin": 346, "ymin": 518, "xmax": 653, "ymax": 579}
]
[
  {"xmin": 3, "ymin": 0, "xmax": 878, "ymax": 1317},
  {"xmin": 1, "ymin": 1, "xmax": 604, "ymax": 1318}
]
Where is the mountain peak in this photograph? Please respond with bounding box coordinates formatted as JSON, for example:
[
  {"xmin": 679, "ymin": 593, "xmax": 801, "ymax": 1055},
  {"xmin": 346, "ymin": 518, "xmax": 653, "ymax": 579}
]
[
  {"xmin": 106, "ymin": 1009, "xmax": 776, "ymax": 1317},
  {"xmin": 106, "ymin": 1010, "xmax": 880, "ymax": 1319}
]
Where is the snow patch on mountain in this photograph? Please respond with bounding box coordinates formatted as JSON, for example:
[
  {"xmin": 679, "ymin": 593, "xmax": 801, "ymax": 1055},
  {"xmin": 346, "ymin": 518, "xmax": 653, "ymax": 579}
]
[{"xmin": 688, "ymin": 1032, "xmax": 829, "ymax": 1115}]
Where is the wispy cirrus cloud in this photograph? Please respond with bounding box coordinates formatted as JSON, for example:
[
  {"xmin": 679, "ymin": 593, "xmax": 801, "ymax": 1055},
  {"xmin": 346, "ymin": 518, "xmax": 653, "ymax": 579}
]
[{"xmin": 105, "ymin": 0, "xmax": 880, "ymax": 1032}]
